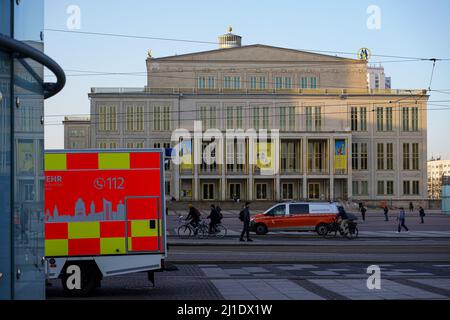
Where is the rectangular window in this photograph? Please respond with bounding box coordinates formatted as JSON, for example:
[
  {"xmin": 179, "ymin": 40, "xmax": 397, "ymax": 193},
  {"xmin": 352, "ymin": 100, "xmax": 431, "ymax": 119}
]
[
  {"xmin": 309, "ymin": 77, "xmax": 317, "ymax": 88},
  {"xmin": 305, "ymin": 107, "xmax": 313, "ymax": 131},
  {"xmin": 153, "ymin": 105, "xmax": 170, "ymax": 131},
  {"xmin": 376, "ymin": 107, "xmax": 384, "ymax": 131},
  {"xmin": 200, "ymin": 105, "xmax": 217, "ymax": 129},
  {"xmin": 360, "ymin": 143, "xmax": 368, "ymax": 170},
  {"xmin": 351, "ymin": 107, "xmax": 358, "ymax": 131},
  {"xmin": 377, "ymin": 143, "xmax": 384, "ymax": 170},
  {"xmin": 208, "ymin": 76, "xmax": 215, "ymax": 89},
  {"xmin": 98, "ymin": 105, "xmax": 117, "ymax": 131},
  {"xmin": 352, "ymin": 143, "xmax": 358, "ymax": 170},
  {"xmin": 224, "ymin": 76, "xmax": 232, "ymax": 89},
  {"xmin": 386, "ymin": 143, "xmax": 394, "ymax": 170},
  {"xmin": 360, "ymin": 107, "xmax": 367, "ymax": 131},
  {"xmin": 377, "ymin": 181, "xmax": 384, "ymax": 195},
  {"xmin": 202, "ymin": 183, "xmax": 215, "ymax": 200},
  {"xmin": 403, "ymin": 181, "xmax": 410, "ymax": 195},
  {"xmin": 275, "ymin": 77, "xmax": 282, "ymax": 89},
  {"xmin": 314, "ymin": 107, "xmax": 322, "ymax": 131},
  {"xmin": 233, "ymin": 76, "xmax": 241, "ymax": 89},
  {"xmin": 250, "ymin": 76, "xmax": 257, "ymax": 89},
  {"xmin": 281, "ymin": 141, "xmax": 298, "ymax": 172},
  {"xmin": 412, "ymin": 107, "xmax": 419, "ymax": 131},
  {"xmin": 259, "ymin": 76, "xmax": 266, "ymax": 89},
  {"xmin": 361, "ymin": 181, "xmax": 369, "ymax": 195},
  {"xmin": 280, "ymin": 106, "xmax": 295, "ymax": 131},
  {"xmin": 197, "ymin": 76, "xmax": 206, "ymax": 89},
  {"xmin": 126, "ymin": 105, "xmax": 144, "ymax": 132},
  {"xmin": 300, "ymin": 77, "xmax": 308, "ymax": 89},
  {"xmin": 352, "ymin": 181, "xmax": 359, "ymax": 195},
  {"xmin": 412, "ymin": 143, "xmax": 419, "ymax": 170},
  {"xmin": 282, "ymin": 183, "xmax": 294, "ymax": 200},
  {"xmin": 387, "ymin": 181, "xmax": 394, "ymax": 195},
  {"xmin": 253, "ymin": 107, "xmax": 269, "ymax": 130},
  {"xmin": 256, "ymin": 183, "xmax": 268, "ymax": 200},
  {"xmin": 386, "ymin": 107, "xmax": 393, "ymax": 131},
  {"xmin": 412, "ymin": 181, "xmax": 420, "ymax": 195},
  {"xmin": 402, "ymin": 107, "xmax": 410, "ymax": 131},
  {"xmin": 403, "ymin": 143, "xmax": 410, "ymax": 170},
  {"xmin": 284, "ymin": 77, "xmax": 292, "ymax": 89},
  {"xmin": 226, "ymin": 106, "xmax": 243, "ymax": 129}
]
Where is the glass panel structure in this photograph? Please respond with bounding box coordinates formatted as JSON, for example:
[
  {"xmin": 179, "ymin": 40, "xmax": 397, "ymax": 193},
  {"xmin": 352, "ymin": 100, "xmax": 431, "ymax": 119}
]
[{"xmin": 0, "ymin": 0, "xmax": 64, "ymax": 300}]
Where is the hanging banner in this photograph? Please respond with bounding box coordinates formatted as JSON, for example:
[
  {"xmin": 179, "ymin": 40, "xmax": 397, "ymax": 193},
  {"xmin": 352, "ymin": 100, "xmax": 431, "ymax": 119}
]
[
  {"xmin": 254, "ymin": 142, "xmax": 274, "ymax": 171},
  {"xmin": 179, "ymin": 140, "xmax": 193, "ymax": 170},
  {"xmin": 334, "ymin": 139, "xmax": 347, "ymax": 171}
]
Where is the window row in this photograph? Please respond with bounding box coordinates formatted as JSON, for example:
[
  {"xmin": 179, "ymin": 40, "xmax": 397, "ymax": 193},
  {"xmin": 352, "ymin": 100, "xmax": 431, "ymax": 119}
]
[
  {"xmin": 352, "ymin": 142, "xmax": 420, "ymax": 171},
  {"xmin": 197, "ymin": 75, "xmax": 318, "ymax": 89},
  {"xmin": 351, "ymin": 106, "xmax": 419, "ymax": 132},
  {"xmin": 353, "ymin": 180, "xmax": 420, "ymax": 196}
]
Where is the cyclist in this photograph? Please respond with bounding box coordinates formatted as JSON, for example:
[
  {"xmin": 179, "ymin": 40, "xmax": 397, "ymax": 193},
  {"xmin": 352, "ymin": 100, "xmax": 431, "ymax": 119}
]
[
  {"xmin": 336, "ymin": 206, "xmax": 349, "ymax": 234},
  {"xmin": 186, "ymin": 204, "xmax": 201, "ymax": 233}
]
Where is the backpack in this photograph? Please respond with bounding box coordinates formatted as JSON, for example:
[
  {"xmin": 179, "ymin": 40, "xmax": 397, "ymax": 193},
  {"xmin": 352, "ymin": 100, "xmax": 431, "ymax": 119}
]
[{"xmin": 239, "ymin": 209, "xmax": 245, "ymax": 221}]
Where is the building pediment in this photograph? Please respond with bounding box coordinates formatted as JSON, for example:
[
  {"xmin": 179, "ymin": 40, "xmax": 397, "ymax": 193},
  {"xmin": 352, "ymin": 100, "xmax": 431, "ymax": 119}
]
[{"xmin": 151, "ymin": 44, "xmax": 362, "ymax": 64}]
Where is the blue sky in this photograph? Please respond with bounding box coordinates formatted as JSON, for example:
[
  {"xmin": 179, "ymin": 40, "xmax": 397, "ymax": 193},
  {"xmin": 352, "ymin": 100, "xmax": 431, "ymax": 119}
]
[{"xmin": 44, "ymin": 0, "xmax": 450, "ymax": 158}]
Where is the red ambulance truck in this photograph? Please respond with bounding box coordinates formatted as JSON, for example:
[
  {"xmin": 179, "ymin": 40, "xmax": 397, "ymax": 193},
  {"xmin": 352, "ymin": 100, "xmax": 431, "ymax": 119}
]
[{"xmin": 44, "ymin": 149, "xmax": 166, "ymax": 295}]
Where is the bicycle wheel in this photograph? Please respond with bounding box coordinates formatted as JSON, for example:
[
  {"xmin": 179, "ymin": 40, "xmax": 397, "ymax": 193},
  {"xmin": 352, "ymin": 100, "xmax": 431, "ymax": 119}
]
[
  {"xmin": 197, "ymin": 224, "xmax": 209, "ymax": 238},
  {"xmin": 324, "ymin": 226, "xmax": 337, "ymax": 239},
  {"xmin": 215, "ymin": 225, "xmax": 227, "ymax": 238},
  {"xmin": 177, "ymin": 225, "xmax": 192, "ymax": 238},
  {"xmin": 346, "ymin": 226, "xmax": 359, "ymax": 240}
]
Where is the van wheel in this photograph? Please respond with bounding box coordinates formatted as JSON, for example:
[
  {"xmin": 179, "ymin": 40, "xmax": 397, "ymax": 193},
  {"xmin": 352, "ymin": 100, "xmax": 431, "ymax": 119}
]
[
  {"xmin": 316, "ymin": 224, "xmax": 328, "ymax": 236},
  {"xmin": 61, "ymin": 263, "xmax": 98, "ymax": 296},
  {"xmin": 255, "ymin": 224, "xmax": 268, "ymax": 235}
]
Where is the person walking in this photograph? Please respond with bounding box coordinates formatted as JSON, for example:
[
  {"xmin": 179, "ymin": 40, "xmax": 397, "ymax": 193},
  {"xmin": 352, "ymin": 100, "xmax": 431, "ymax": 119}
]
[
  {"xmin": 239, "ymin": 202, "xmax": 253, "ymax": 242},
  {"xmin": 397, "ymin": 207, "xmax": 409, "ymax": 233},
  {"xmin": 419, "ymin": 206, "xmax": 426, "ymax": 224},
  {"xmin": 360, "ymin": 205, "xmax": 367, "ymax": 222},
  {"xmin": 409, "ymin": 202, "xmax": 414, "ymax": 213},
  {"xmin": 383, "ymin": 205, "xmax": 389, "ymax": 222}
]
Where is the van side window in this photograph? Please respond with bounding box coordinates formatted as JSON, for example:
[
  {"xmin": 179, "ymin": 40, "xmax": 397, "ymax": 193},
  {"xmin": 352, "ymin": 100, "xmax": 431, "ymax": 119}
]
[
  {"xmin": 266, "ymin": 205, "xmax": 286, "ymax": 216},
  {"xmin": 290, "ymin": 204, "xmax": 309, "ymax": 215}
]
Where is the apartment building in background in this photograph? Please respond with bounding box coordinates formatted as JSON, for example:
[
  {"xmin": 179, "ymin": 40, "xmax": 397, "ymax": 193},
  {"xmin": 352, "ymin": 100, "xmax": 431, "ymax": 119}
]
[
  {"xmin": 64, "ymin": 28, "xmax": 428, "ymax": 205},
  {"xmin": 428, "ymin": 157, "xmax": 450, "ymax": 199},
  {"xmin": 368, "ymin": 65, "xmax": 391, "ymax": 89}
]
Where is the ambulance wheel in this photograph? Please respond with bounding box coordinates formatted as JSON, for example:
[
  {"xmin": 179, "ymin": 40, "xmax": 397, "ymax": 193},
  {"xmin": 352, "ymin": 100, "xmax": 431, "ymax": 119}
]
[
  {"xmin": 255, "ymin": 224, "xmax": 268, "ymax": 235},
  {"xmin": 61, "ymin": 263, "xmax": 98, "ymax": 296}
]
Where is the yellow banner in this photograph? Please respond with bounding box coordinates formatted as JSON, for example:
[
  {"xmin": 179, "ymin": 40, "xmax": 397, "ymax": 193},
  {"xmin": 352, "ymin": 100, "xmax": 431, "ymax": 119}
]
[
  {"xmin": 180, "ymin": 140, "xmax": 193, "ymax": 170},
  {"xmin": 254, "ymin": 142, "xmax": 274, "ymax": 170},
  {"xmin": 334, "ymin": 140, "xmax": 347, "ymax": 170}
]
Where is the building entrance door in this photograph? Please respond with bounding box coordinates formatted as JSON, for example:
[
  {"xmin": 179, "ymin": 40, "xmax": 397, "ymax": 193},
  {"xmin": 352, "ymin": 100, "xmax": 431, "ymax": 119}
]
[
  {"xmin": 229, "ymin": 183, "xmax": 241, "ymax": 200},
  {"xmin": 308, "ymin": 183, "xmax": 320, "ymax": 200}
]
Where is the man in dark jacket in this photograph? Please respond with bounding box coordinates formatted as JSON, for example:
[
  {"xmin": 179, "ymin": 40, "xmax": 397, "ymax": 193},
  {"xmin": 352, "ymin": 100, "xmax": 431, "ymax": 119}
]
[
  {"xmin": 207, "ymin": 204, "xmax": 221, "ymax": 233},
  {"xmin": 419, "ymin": 206, "xmax": 425, "ymax": 224},
  {"xmin": 383, "ymin": 205, "xmax": 389, "ymax": 221},
  {"xmin": 240, "ymin": 202, "xmax": 253, "ymax": 242},
  {"xmin": 186, "ymin": 204, "xmax": 201, "ymax": 229}
]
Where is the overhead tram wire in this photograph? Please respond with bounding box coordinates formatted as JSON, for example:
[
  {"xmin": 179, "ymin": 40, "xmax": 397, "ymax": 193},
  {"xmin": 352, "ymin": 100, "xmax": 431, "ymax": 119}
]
[
  {"xmin": 42, "ymin": 58, "xmax": 428, "ymax": 79},
  {"xmin": 44, "ymin": 28, "xmax": 450, "ymax": 62}
]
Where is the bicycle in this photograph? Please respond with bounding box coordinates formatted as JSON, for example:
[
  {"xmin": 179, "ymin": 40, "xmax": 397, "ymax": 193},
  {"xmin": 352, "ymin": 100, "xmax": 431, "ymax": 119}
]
[
  {"xmin": 207, "ymin": 223, "xmax": 227, "ymax": 238},
  {"xmin": 177, "ymin": 216, "xmax": 209, "ymax": 238},
  {"xmin": 323, "ymin": 218, "xmax": 359, "ymax": 239}
]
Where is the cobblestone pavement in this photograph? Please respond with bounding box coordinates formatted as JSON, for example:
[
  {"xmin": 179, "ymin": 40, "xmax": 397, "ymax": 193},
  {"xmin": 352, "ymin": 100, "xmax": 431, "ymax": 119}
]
[{"xmin": 47, "ymin": 263, "xmax": 450, "ymax": 300}]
